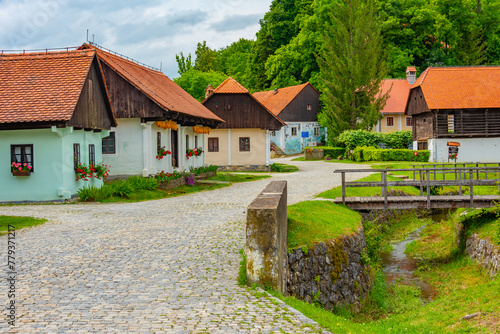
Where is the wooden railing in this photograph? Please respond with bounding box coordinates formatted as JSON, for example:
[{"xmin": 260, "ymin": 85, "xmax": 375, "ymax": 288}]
[{"xmin": 334, "ymin": 165, "xmax": 500, "ymax": 209}]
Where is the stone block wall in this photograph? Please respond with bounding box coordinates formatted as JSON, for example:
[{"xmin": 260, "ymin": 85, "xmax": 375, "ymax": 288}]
[
  {"xmin": 287, "ymin": 228, "xmax": 372, "ymax": 312},
  {"xmin": 246, "ymin": 181, "xmax": 288, "ymax": 294},
  {"xmin": 304, "ymin": 148, "xmax": 324, "ymax": 160},
  {"xmin": 465, "ymin": 234, "xmax": 499, "ymax": 277}
]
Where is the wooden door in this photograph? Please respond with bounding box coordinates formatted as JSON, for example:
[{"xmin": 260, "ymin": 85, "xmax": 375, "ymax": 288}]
[{"xmin": 171, "ymin": 130, "xmax": 179, "ymax": 168}]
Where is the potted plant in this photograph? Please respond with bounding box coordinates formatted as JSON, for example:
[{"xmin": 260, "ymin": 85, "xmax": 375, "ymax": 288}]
[
  {"xmin": 156, "ymin": 146, "xmax": 171, "ymax": 160},
  {"xmin": 75, "ymin": 162, "xmax": 109, "ymax": 181},
  {"xmin": 11, "ymin": 162, "xmax": 32, "ymax": 176}
]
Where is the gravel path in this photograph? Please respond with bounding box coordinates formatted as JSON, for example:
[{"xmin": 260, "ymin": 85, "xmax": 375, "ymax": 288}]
[{"xmin": 0, "ymin": 158, "xmax": 371, "ymax": 333}]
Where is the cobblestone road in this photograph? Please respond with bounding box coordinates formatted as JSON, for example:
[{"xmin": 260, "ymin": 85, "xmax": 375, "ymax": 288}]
[{"xmin": 0, "ymin": 158, "xmax": 371, "ymax": 333}]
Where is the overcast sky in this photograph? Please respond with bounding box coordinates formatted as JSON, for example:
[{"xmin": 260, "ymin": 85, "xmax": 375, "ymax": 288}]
[{"xmin": 0, "ymin": 0, "xmax": 272, "ymax": 78}]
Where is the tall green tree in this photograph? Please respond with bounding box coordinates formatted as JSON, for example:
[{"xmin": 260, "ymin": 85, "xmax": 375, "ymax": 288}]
[
  {"xmin": 173, "ymin": 69, "xmax": 226, "ymax": 101},
  {"xmin": 175, "ymin": 52, "xmax": 193, "ymax": 75},
  {"xmin": 194, "ymin": 41, "xmax": 218, "ymax": 72},
  {"xmin": 317, "ymin": 0, "xmax": 390, "ymax": 139}
]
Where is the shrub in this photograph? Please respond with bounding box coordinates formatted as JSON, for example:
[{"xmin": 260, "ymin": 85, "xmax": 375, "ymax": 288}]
[
  {"xmin": 77, "ymin": 186, "xmax": 102, "ymax": 202},
  {"xmin": 270, "ymin": 163, "xmax": 284, "ymax": 172},
  {"xmin": 108, "ymin": 180, "xmax": 133, "ymax": 198},
  {"xmin": 155, "ymin": 170, "xmax": 186, "ymax": 181},
  {"xmin": 189, "ymin": 165, "xmax": 218, "ymax": 175},
  {"xmin": 127, "ymin": 176, "xmax": 159, "ymax": 191},
  {"xmin": 337, "ymin": 129, "xmax": 412, "ymax": 150},
  {"xmin": 350, "ymin": 147, "xmax": 430, "ymax": 162},
  {"xmin": 315, "ymin": 146, "xmax": 346, "ymax": 158}
]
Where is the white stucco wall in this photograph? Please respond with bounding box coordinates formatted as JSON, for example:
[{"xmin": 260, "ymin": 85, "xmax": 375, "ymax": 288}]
[
  {"xmin": 425, "ymin": 138, "xmax": 500, "ymax": 162},
  {"xmin": 270, "ymin": 122, "xmax": 326, "ymax": 155}
]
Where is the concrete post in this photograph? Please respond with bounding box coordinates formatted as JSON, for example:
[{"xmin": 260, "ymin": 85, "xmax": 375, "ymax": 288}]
[{"xmin": 246, "ymin": 181, "xmax": 288, "ymax": 294}]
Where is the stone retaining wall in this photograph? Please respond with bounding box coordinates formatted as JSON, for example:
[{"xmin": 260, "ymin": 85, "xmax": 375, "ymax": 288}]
[
  {"xmin": 287, "ymin": 228, "xmax": 372, "ymax": 312},
  {"xmin": 218, "ymin": 165, "xmax": 270, "ymax": 172},
  {"xmin": 465, "ymin": 234, "xmax": 499, "ymax": 277}
]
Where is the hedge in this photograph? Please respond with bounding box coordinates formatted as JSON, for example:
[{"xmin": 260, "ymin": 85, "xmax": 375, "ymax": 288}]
[
  {"xmin": 337, "ymin": 129, "xmax": 412, "ymax": 150},
  {"xmin": 351, "ymin": 146, "xmax": 430, "ymax": 162},
  {"xmin": 304, "ymin": 146, "xmax": 346, "ymax": 159}
]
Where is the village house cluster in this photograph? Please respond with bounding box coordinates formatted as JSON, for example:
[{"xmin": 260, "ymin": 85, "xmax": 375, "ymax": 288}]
[
  {"xmin": 0, "ymin": 44, "xmax": 324, "ymax": 202},
  {"xmin": 1, "ymin": 43, "xmax": 499, "ymax": 202}
]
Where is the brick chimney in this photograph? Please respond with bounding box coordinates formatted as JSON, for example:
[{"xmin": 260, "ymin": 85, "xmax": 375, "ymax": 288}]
[
  {"xmin": 406, "ymin": 66, "xmax": 417, "ymax": 84},
  {"xmin": 205, "ymin": 84, "xmax": 214, "ymax": 99}
]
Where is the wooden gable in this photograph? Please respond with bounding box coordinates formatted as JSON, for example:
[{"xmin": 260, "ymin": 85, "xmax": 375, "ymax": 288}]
[
  {"xmin": 406, "ymin": 87, "xmax": 429, "ymax": 116},
  {"xmin": 69, "ymin": 57, "xmax": 115, "ymax": 130},
  {"xmin": 204, "ymin": 93, "xmax": 283, "ymax": 130},
  {"xmin": 99, "ymin": 61, "xmax": 166, "ymax": 120},
  {"xmin": 278, "ymin": 84, "xmax": 320, "ymax": 122}
]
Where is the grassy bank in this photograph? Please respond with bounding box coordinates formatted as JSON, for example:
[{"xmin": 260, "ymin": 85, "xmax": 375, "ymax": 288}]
[
  {"xmin": 287, "ymin": 201, "xmax": 361, "ymax": 251},
  {"xmin": 266, "ymin": 206, "xmax": 499, "ymax": 333},
  {"xmin": 0, "ymin": 215, "xmax": 48, "ymax": 235}
]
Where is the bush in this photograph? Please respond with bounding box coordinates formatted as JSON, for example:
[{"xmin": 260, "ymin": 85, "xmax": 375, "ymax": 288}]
[
  {"xmin": 316, "ymin": 146, "xmax": 346, "ymax": 158},
  {"xmin": 108, "ymin": 180, "xmax": 134, "ymax": 197},
  {"xmin": 127, "ymin": 176, "xmax": 159, "ymax": 191},
  {"xmin": 350, "ymin": 147, "xmax": 430, "ymax": 162},
  {"xmin": 270, "ymin": 163, "xmax": 284, "ymax": 172},
  {"xmin": 337, "ymin": 129, "xmax": 412, "ymax": 150},
  {"xmin": 77, "ymin": 186, "xmax": 101, "ymax": 202}
]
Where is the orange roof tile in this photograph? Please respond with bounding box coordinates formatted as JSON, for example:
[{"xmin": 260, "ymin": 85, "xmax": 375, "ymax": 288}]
[
  {"xmin": 379, "ymin": 79, "xmax": 412, "ymax": 114},
  {"xmin": 411, "ymin": 67, "xmax": 500, "ymax": 109},
  {"xmin": 81, "ymin": 44, "xmax": 222, "ymax": 122},
  {"xmin": 406, "ymin": 66, "xmax": 417, "ymax": 72},
  {"xmin": 0, "ymin": 50, "xmax": 95, "ymax": 124},
  {"xmin": 213, "ymin": 77, "xmax": 249, "ymax": 94},
  {"xmin": 253, "ymin": 83, "xmax": 310, "ymax": 116}
]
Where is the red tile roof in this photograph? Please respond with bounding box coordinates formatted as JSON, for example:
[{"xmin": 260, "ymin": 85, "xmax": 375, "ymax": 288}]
[
  {"xmin": 213, "ymin": 77, "xmax": 249, "ymax": 94},
  {"xmin": 80, "ymin": 44, "xmax": 222, "ymax": 122},
  {"xmin": 379, "ymin": 79, "xmax": 412, "ymax": 114},
  {"xmin": 253, "ymin": 83, "xmax": 311, "ymax": 116},
  {"xmin": 0, "ymin": 50, "xmax": 95, "ymax": 124},
  {"xmin": 406, "ymin": 66, "xmax": 417, "ymax": 72},
  {"xmin": 410, "ymin": 66, "xmax": 500, "ymax": 109}
]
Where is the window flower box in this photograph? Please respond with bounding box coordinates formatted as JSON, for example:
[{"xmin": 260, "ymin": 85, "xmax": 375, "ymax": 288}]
[
  {"xmin": 11, "ymin": 162, "xmax": 32, "ymax": 176},
  {"xmin": 12, "ymin": 170, "xmax": 31, "ymax": 176}
]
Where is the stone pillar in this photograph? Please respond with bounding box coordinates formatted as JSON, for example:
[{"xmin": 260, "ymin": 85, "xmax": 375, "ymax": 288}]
[{"xmin": 246, "ymin": 181, "xmax": 288, "ymax": 294}]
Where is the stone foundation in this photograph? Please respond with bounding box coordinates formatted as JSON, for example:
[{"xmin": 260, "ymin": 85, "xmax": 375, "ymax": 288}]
[
  {"xmin": 287, "ymin": 228, "xmax": 372, "ymax": 312},
  {"xmin": 218, "ymin": 165, "xmax": 270, "ymax": 172},
  {"xmin": 465, "ymin": 234, "xmax": 499, "ymax": 277}
]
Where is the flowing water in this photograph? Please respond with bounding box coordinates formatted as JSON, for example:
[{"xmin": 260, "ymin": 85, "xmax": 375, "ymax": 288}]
[
  {"xmin": 379, "ymin": 210, "xmax": 451, "ymax": 301},
  {"xmin": 380, "ymin": 225, "xmax": 437, "ymax": 301}
]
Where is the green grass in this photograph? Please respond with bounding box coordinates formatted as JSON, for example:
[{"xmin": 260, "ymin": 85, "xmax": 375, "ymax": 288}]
[
  {"xmin": 96, "ymin": 183, "xmax": 229, "ymax": 203},
  {"xmin": 0, "ymin": 215, "xmax": 48, "ymax": 235},
  {"xmin": 207, "ymin": 173, "xmax": 271, "ymax": 182},
  {"xmin": 318, "ymin": 173, "xmax": 422, "ymax": 199},
  {"xmin": 270, "ymin": 163, "xmax": 299, "ymax": 173},
  {"xmin": 473, "ymin": 217, "xmax": 500, "ymax": 245},
  {"xmin": 270, "ymin": 208, "xmax": 500, "ymax": 333},
  {"xmin": 287, "ymin": 201, "xmax": 361, "ymax": 251},
  {"xmin": 291, "ymin": 157, "xmax": 305, "ymax": 161}
]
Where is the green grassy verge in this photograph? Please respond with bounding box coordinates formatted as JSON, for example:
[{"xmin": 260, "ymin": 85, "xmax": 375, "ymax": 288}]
[
  {"xmin": 96, "ymin": 183, "xmax": 229, "ymax": 203},
  {"xmin": 268, "ymin": 207, "xmax": 500, "ymax": 333},
  {"xmin": 270, "ymin": 163, "xmax": 299, "ymax": 173},
  {"xmin": 0, "ymin": 215, "xmax": 48, "ymax": 235},
  {"xmin": 287, "ymin": 201, "xmax": 361, "ymax": 251},
  {"xmin": 207, "ymin": 173, "xmax": 271, "ymax": 183},
  {"xmin": 318, "ymin": 173, "xmax": 422, "ymax": 199}
]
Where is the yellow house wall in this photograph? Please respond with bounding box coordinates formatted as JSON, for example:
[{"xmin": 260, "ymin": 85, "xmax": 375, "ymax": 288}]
[
  {"xmin": 378, "ymin": 114, "xmax": 413, "ymax": 133},
  {"xmin": 205, "ymin": 128, "xmax": 267, "ymax": 166},
  {"xmin": 205, "ymin": 129, "xmax": 229, "ymax": 166}
]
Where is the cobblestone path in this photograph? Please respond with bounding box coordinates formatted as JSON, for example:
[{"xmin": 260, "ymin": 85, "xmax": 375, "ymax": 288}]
[{"xmin": 1, "ymin": 158, "xmax": 371, "ymax": 333}]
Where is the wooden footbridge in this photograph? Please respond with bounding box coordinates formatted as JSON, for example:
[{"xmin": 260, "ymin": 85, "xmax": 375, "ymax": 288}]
[{"xmin": 332, "ymin": 163, "xmax": 500, "ymax": 210}]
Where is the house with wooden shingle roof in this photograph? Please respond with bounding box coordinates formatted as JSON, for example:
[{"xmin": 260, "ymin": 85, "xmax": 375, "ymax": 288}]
[
  {"xmin": 373, "ymin": 67, "xmax": 415, "ymax": 134},
  {"xmin": 404, "ymin": 66, "xmax": 500, "ymax": 162},
  {"xmin": 79, "ymin": 43, "xmax": 223, "ymax": 176},
  {"xmin": 0, "ymin": 49, "xmax": 116, "ymax": 202},
  {"xmin": 202, "ymin": 77, "xmax": 285, "ymax": 170},
  {"xmin": 253, "ymin": 82, "xmax": 323, "ymax": 155}
]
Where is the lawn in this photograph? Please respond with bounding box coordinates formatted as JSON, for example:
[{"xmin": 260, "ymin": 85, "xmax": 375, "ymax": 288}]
[
  {"xmin": 0, "ymin": 215, "xmax": 48, "ymax": 235},
  {"xmin": 208, "ymin": 173, "xmax": 271, "ymax": 182},
  {"xmin": 318, "ymin": 173, "xmax": 422, "ymax": 199},
  {"xmin": 287, "ymin": 201, "xmax": 361, "ymax": 251},
  {"xmin": 266, "ymin": 206, "xmax": 500, "ymax": 333}
]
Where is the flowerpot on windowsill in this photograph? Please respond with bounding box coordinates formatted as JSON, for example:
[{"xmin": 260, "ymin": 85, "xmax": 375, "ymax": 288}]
[{"xmin": 12, "ymin": 170, "xmax": 31, "ymax": 176}]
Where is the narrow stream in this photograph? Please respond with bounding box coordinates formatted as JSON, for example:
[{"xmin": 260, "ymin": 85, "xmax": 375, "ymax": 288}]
[
  {"xmin": 379, "ymin": 210, "xmax": 451, "ymax": 301},
  {"xmin": 380, "ymin": 225, "xmax": 436, "ymax": 301}
]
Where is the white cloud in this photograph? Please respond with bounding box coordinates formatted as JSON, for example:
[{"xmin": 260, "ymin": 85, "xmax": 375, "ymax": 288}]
[{"xmin": 0, "ymin": 0, "xmax": 272, "ymax": 77}]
